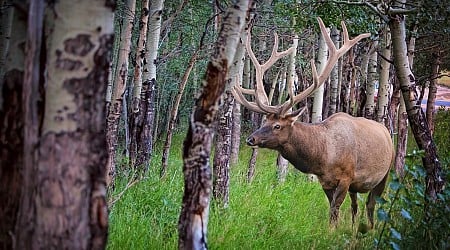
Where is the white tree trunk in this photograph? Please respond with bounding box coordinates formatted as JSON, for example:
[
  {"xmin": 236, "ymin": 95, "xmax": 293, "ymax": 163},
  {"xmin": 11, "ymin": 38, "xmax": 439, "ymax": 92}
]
[
  {"xmin": 106, "ymin": 0, "xmax": 136, "ymax": 186},
  {"xmin": 309, "ymin": 27, "xmax": 329, "ymax": 182},
  {"xmin": 277, "ymin": 33, "xmax": 298, "ymax": 182},
  {"xmin": 364, "ymin": 41, "xmax": 378, "ymax": 119},
  {"xmin": 311, "ymin": 28, "xmax": 330, "ymax": 123},
  {"xmin": 376, "ymin": 29, "xmax": 391, "ymax": 124},
  {"xmin": 328, "ymin": 27, "xmax": 340, "ymax": 116}
]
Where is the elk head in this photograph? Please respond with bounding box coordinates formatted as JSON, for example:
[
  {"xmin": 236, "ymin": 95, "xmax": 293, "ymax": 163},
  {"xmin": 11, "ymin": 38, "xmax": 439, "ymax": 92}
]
[{"xmin": 245, "ymin": 108, "xmax": 305, "ymax": 150}]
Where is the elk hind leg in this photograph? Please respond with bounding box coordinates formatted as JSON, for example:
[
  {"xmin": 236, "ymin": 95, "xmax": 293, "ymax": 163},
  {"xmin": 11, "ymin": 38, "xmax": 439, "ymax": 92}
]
[{"xmin": 366, "ymin": 173, "xmax": 389, "ymax": 229}]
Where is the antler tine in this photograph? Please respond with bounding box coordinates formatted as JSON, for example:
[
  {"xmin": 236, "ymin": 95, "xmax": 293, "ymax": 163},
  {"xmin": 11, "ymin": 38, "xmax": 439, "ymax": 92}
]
[
  {"xmin": 279, "ymin": 17, "xmax": 370, "ymax": 115},
  {"xmin": 231, "ymin": 86, "xmax": 270, "ymax": 114},
  {"xmin": 235, "ymin": 30, "xmax": 295, "ymax": 115}
]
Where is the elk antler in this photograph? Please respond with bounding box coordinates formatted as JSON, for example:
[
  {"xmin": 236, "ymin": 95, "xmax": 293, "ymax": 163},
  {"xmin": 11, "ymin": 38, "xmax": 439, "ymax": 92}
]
[{"xmin": 233, "ymin": 17, "xmax": 370, "ymax": 116}]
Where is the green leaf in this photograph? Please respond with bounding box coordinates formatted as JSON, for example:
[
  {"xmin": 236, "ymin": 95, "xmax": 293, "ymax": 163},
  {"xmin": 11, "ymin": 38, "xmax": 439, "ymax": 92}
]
[
  {"xmin": 377, "ymin": 208, "xmax": 390, "ymax": 222},
  {"xmin": 390, "ymin": 241, "xmax": 401, "ymax": 250},
  {"xmin": 400, "ymin": 209, "xmax": 413, "ymax": 221},
  {"xmin": 389, "ymin": 180, "xmax": 401, "ymax": 191},
  {"xmin": 376, "ymin": 196, "xmax": 388, "ymax": 205},
  {"xmin": 390, "ymin": 228, "xmax": 402, "ymax": 240}
]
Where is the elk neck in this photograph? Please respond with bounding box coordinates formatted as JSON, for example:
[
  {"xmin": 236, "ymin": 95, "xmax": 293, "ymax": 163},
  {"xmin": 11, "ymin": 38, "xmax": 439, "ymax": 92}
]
[{"xmin": 277, "ymin": 121, "xmax": 328, "ymax": 175}]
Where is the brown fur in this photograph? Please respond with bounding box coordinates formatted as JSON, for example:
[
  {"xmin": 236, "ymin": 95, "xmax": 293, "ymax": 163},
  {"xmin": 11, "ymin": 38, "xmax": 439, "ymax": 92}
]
[{"xmin": 247, "ymin": 112, "xmax": 394, "ymax": 228}]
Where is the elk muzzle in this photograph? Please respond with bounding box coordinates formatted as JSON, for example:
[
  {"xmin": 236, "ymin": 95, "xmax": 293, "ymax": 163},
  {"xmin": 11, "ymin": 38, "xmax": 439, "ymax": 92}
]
[{"xmin": 246, "ymin": 136, "xmax": 257, "ymax": 147}]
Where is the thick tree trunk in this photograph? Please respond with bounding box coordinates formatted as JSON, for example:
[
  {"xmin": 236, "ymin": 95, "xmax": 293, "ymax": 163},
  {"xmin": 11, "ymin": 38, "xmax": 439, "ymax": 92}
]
[
  {"xmin": 15, "ymin": 1, "xmax": 113, "ymax": 249},
  {"xmin": 0, "ymin": 3, "xmax": 26, "ymax": 249},
  {"xmin": 106, "ymin": 0, "xmax": 135, "ymax": 186},
  {"xmin": 178, "ymin": 1, "xmax": 249, "ymax": 249},
  {"xmin": 389, "ymin": 14, "xmax": 444, "ymax": 200}
]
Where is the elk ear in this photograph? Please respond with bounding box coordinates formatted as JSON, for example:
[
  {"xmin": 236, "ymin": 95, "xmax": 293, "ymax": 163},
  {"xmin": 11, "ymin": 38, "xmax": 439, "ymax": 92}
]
[{"xmin": 286, "ymin": 107, "xmax": 307, "ymax": 125}]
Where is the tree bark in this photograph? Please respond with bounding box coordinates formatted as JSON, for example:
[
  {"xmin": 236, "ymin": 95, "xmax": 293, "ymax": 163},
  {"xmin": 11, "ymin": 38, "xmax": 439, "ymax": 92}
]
[
  {"xmin": 376, "ymin": 28, "xmax": 392, "ymax": 125},
  {"xmin": 230, "ymin": 31, "xmax": 247, "ymax": 165},
  {"xmin": 212, "ymin": 91, "xmax": 234, "ymax": 207},
  {"xmin": 106, "ymin": 0, "xmax": 135, "ymax": 186},
  {"xmin": 426, "ymin": 51, "xmax": 440, "ymax": 135},
  {"xmin": 15, "ymin": 1, "xmax": 114, "ymax": 249},
  {"xmin": 178, "ymin": 1, "xmax": 249, "ymax": 249},
  {"xmin": 129, "ymin": 0, "xmax": 150, "ymax": 170},
  {"xmin": 364, "ymin": 41, "xmax": 378, "ymax": 119},
  {"xmin": 14, "ymin": 0, "xmax": 45, "ymax": 248},
  {"xmin": 328, "ymin": 27, "xmax": 340, "ymax": 116},
  {"xmin": 389, "ymin": 14, "xmax": 444, "ymax": 200},
  {"xmin": 311, "ymin": 28, "xmax": 329, "ymax": 123},
  {"xmin": 0, "ymin": 0, "xmax": 13, "ymax": 84},
  {"xmin": 0, "ymin": 3, "xmax": 26, "ymax": 249}
]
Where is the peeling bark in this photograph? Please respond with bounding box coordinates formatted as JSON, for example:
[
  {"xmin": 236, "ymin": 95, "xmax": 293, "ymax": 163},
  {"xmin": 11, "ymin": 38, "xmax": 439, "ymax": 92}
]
[
  {"xmin": 15, "ymin": 1, "xmax": 113, "ymax": 249},
  {"xmin": 178, "ymin": 1, "xmax": 249, "ymax": 248}
]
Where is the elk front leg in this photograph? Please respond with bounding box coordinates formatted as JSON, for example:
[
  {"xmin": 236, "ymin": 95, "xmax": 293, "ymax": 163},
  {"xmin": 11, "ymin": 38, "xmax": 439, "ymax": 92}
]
[{"xmin": 329, "ymin": 179, "xmax": 351, "ymax": 227}]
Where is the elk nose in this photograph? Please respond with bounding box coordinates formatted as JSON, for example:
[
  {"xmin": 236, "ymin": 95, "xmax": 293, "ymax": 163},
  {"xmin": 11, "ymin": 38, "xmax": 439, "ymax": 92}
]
[{"xmin": 246, "ymin": 136, "xmax": 255, "ymax": 146}]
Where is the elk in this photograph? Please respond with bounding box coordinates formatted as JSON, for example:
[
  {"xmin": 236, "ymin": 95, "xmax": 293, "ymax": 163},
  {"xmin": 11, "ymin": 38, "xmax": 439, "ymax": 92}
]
[{"xmin": 232, "ymin": 17, "xmax": 394, "ymax": 228}]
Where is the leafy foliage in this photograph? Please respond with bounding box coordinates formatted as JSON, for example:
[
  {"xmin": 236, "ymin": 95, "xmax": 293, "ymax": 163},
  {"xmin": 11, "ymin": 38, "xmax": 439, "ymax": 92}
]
[{"xmin": 375, "ymin": 110, "xmax": 450, "ymax": 250}]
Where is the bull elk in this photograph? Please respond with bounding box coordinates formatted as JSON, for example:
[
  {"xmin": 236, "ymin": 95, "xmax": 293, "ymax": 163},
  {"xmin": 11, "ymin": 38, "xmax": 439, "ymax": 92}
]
[{"xmin": 232, "ymin": 18, "xmax": 394, "ymax": 228}]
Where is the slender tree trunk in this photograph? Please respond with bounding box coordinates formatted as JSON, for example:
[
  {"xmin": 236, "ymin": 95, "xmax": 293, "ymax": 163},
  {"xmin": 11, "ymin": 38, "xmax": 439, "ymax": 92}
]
[
  {"xmin": 212, "ymin": 91, "xmax": 234, "ymax": 207},
  {"xmin": 311, "ymin": 28, "xmax": 329, "ymax": 122},
  {"xmin": 15, "ymin": 1, "xmax": 113, "ymax": 249},
  {"xmin": 136, "ymin": 0, "xmax": 164, "ymax": 171},
  {"xmin": 328, "ymin": 27, "xmax": 340, "ymax": 116},
  {"xmin": 106, "ymin": 0, "xmax": 136, "ymax": 186},
  {"xmin": 230, "ymin": 31, "xmax": 247, "ymax": 165},
  {"xmin": 212, "ymin": 27, "xmax": 247, "ymax": 204},
  {"xmin": 364, "ymin": 41, "xmax": 378, "ymax": 119},
  {"xmin": 161, "ymin": 49, "xmax": 199, "ymax": 177},
  {"xmin": 310, "ymin": 28, "xmax": 329, "ymax": 181},
  {"xmin": 389, "ymin": 14, "xmax": 444, "ymax": 200},
  {"xmin": 426, "ymin": 51, "xmax": 440, "ymax": 135},
  {"xmin": 0, "ymin": 3, "xmax": 26, "ymax": 249},
  {"xmin": 178, "ymin": 1, "xmax": 249, "ymax": 249},
  {"xmin": 376, "ymin": 28, "xmax": 392, "ymax": 125},
  {"xmin": 129, "ymin": 0, "xmax": 150, "ymax": 170},
  {"xmin": 277, "ymin": 32, "xmax": 298, "ymax": 182}
]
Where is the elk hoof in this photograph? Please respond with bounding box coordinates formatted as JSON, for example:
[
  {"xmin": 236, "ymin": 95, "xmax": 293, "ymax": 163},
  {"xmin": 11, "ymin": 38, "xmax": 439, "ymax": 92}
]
[{"xmin": 358, "ymin": 222, "xmax": 369, "ymax": 234}]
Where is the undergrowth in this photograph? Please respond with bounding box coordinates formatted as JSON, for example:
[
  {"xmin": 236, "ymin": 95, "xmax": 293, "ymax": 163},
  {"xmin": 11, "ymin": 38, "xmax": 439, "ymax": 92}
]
[{"xmin": 107, "ymin": 110, "xmax": 449, "ymax": 249}]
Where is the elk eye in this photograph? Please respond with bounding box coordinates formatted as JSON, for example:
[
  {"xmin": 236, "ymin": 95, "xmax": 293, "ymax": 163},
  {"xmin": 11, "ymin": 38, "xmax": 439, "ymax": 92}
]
[{"xmin": 274, "ymin": 124, "xmax": 281, "ymax": 130}]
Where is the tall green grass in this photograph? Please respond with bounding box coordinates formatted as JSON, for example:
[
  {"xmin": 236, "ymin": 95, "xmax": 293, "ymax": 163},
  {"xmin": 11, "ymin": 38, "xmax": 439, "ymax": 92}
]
[
  {"xmin": 108, "ymin": 111, "xmax": 449, "ymax": 249},
  {"xmin": 107, "ymin": 132, "xmax": 382, "ymax": 249}
]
